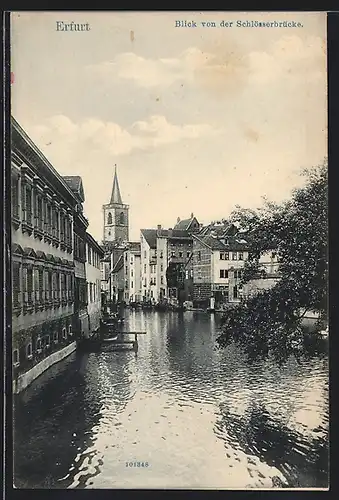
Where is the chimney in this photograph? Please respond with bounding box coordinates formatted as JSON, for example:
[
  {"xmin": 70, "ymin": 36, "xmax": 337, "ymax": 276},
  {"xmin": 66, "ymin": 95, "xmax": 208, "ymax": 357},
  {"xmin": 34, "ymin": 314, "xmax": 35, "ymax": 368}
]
[
  {"xmin": 157, "ymin": 224, "xmax": 162, "ymax": 230},
  {"xmin": 177, "ymin": 217, "xmax": 180, "ymax": 223},
  {"xmin": 191, "ymin": 212, "xmax": 194, "ymax": 218}
]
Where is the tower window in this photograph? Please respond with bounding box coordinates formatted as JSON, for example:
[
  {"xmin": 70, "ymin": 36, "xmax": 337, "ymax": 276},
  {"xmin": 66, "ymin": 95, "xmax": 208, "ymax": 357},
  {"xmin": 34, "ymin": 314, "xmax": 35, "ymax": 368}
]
[
  {"xmin": 107, "ymin": 212, "xmax": 112, "ymax": 225},
  {"xmin": 119, "ymin": 212, "xmax": 124, "ymax": 225}
]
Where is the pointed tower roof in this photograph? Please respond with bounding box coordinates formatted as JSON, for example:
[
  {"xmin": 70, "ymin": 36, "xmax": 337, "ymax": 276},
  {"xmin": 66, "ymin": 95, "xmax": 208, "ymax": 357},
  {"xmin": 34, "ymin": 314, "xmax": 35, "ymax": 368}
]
[{"xmin": 110, "ymin": 165, "xmax": 123, "ymax": 205}]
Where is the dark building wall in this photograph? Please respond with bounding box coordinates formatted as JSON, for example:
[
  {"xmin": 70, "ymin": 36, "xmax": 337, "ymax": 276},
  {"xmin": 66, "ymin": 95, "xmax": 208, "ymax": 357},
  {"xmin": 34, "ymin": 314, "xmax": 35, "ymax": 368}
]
[
  {"xmin": 193, "ymin": 282, "xmax": 212, "ymax": 308},
  {"xmin": 11, "ymin": 121, "xmax": 80, "ymax": 385},
  {"xmin": 183, "ymin": 277, "xmax": 193, "ymax": 302},
  {"xmin": 12, "ymin": 314, "xmax": 75, "ymax": 382},
  {"xmin": 192, "ymin": 239, "xmax": 212, "ymax": 283}
]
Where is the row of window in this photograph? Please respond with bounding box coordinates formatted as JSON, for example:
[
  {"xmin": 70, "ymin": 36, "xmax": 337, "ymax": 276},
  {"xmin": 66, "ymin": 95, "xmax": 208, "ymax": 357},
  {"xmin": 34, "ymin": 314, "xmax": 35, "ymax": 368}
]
[
  {"xmin": 125, "ymin": 253, "xmax": 136, "ymax": 265},
  {"xmin": 12, "ymin": 176, "xmax": 73, "ymax": 252},
  {"xmin": 13, "ymin": 325, "xmax": 73, "ymax": 367},
  {"xmin": 12, "ymin": 262, "xmax": 74, "ymax": 311},
  {"xmin": 107, "ymin": 211, "xmax": 125, "ymax": 226},
  {"xmin": 219, "ymin": 269, "xmax": 243, "ymax": 279},
  {"xmin": 87, "ymin": 244, "xmax": 101, "ymax": 268},
  {"xmin": 87, "ymin": 280, "xmax": 101, "ymax": 303},
  {"xmin": 220, "ymin": 252, "xmax": 244, "ymax": 261},
  {"xmin": 170, "ymin": 251, "xmax": 190, "ymax": 259},
  {"xmin": 74, "ymin": 234, "xmax": 86, "ymax": 263},
  {"xmin": 143, "ymin": 278, "xmax": 153, "ymax": 288},
  {"xmin": 75, "ymin": 278, "xmax": 88, "ymax": 310},
  {"xmin": 142, "ymin": 250, "xmax": 191, "ymax": 260}
]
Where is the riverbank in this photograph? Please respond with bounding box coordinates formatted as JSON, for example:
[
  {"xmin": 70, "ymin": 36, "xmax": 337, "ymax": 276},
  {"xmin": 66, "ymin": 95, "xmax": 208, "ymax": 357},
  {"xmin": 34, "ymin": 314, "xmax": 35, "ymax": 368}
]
[{"xmin": 13, "ymin": 341, "xmax": 77, "ymax": 394}]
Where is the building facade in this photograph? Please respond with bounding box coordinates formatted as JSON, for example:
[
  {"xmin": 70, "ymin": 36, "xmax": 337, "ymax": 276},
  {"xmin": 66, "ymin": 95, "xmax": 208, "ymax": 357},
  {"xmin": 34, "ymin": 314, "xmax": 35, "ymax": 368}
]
[
  {"xmin": 111, "ymin": 254, "xmax": 125, "ymax": 303},
  {"xmin": 64, "ymin": 177, "xmax": 90, "ymax": 339},
  {"xmin": 85, "ymin": 233, "xmax": 104, "ymax": 334},
  {"xmin": 100, "ymin": 256, "xmax": 111, "ymax": 294},
  {"xmin": 158, "ymin": 228, "xmax": 194, "ymax": 305},
  {"xmin": 11, "ymin": 117, "xmax": 78, "ymax": 394},
  {"xmin": 140, "ymin": 216, "xmax": 199, "ymax": 305},
  {"xmin": 140, "ymin": 229, "xmax": 157, "ymax": 303},
  {"xmin": 123, "ymin": 242, "xmax": 142, "ymax": 303},
  {"xmin": 242, "ymin": 251, "xmax": 280, "ymax": 299},
  {"xmin": 192, "ymin": 223, "xmax": 249, "ymax": 309}
]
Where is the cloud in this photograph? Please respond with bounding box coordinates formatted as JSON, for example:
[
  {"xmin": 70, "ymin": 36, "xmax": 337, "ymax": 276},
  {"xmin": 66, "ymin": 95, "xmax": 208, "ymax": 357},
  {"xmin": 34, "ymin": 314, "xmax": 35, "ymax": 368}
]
[
  {"xmin": 26, "ymin": 113, "xmax": 221, "ymax": 163},
  {"xmin": 248, "ymin": 35, "xmax": 325, "ymax": 85},
  {"xmin": 86, "ymin": 35, "xmax": 325, "ymax": 92}
]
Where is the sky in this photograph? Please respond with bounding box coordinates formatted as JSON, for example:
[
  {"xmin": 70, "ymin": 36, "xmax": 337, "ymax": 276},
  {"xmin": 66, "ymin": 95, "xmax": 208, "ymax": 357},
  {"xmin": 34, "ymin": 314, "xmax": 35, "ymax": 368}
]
[{"xmin": 11, "ymin": 11, "xmax": 327, "ymax": 243}]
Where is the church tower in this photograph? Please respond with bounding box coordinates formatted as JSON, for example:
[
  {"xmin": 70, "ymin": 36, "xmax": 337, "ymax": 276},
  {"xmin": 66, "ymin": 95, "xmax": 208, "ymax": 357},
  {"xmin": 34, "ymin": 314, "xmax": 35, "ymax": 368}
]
[{"xmin": 102, "ymin": 165, "xmax": 129, "ymax": 249}]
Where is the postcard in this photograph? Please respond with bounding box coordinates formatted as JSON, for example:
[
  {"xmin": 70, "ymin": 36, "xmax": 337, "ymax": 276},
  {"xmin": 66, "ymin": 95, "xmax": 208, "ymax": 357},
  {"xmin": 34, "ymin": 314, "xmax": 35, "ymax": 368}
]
[{"xmin": 9, "ymin": 11, "xmax": 328, "ymax": 490}]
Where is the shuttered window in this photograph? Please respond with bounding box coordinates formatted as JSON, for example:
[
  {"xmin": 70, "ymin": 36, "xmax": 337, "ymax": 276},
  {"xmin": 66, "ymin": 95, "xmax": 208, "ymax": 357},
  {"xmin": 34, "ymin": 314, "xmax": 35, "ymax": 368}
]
[
  {"xmin": 11, "ymin": 177, "xmax": 19, "ymax": 218},
  {"xmin": 37, "ymin": 196, "xmax": 43, "ymax": 229},
  {"xmin": 27, "ymin": 268, "xmax": 33, "ymax": 302},
  {"xmin": 26, "ymin": 186, "xmax": 32, "ymax": 225},
  {"xmin": 34, "ymin": 268, "xmax": 39, "ymax": 301},
  {"xmin": 48, "ymin": 271, "xmax": 52, "ymax": 300},
  {"xmin": 39, "ymin": 269, "xmax": 44, "ymax": 297},
  {"xmin": 12, "ymin": 262, "xmax": 21, "ymax": 306}
]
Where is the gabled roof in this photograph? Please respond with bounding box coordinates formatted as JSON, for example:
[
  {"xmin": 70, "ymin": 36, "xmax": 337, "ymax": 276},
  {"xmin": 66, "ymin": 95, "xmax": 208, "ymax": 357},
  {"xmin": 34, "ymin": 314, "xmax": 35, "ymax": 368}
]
[
  {"xmin": 86, "ymin": 232, "xmax": 105, "ymax": 257},
  {"xmin": 157, "ymin": 228, "xmax": 191, "ymax": 240},
  {"xmin": 128, "ymin": 241, "xmax": 141, "ymax": 253},
  {"xmin": 174, "ymin": 215, "xmax": 200, "ymax": 232},
  {"xmin": 141, "ymin": 229, "xmax": 157, "ymax": 249},
  {"xmin": 175, "ymin": 218, "xmax": 192, "ymax": 230},
  {"xmin": 36, "ymin": 251, "xmax": 47, "ymax": 260},
  {"xmin": 193, "ymin": 233, "xmax": 249, "ymax": 251},
  {"xmin": 110, "ymin": 165, "xmax": 123, "ymax": 205},
  {"xmin": 198, "ymin": 222, "xmax": 238, "ymax": 238},
  {"xmin": 23, "ymin": 247, "xmax": 37, "ymax": 258},
  {"xmin": 12, "ymin": 243, "xmax": 24, "ymax": 255},
  {"xmin": 63, "ymin": 175, "xmax": 85, "ymax": 203}
]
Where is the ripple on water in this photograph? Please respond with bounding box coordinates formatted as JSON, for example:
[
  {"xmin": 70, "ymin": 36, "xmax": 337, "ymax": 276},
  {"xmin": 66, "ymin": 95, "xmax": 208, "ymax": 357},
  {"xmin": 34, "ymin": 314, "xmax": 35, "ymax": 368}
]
[{"xmin": 14, "ymin": 311, "xmax": 329, "ymax": 489}]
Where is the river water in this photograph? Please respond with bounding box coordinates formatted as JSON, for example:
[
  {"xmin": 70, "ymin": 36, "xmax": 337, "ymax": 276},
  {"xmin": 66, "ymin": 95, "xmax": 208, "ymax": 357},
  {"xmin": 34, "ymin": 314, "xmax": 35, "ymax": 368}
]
[{"xmin": 14, "ymin": 310, "xmax": 329, "ymax": 489}]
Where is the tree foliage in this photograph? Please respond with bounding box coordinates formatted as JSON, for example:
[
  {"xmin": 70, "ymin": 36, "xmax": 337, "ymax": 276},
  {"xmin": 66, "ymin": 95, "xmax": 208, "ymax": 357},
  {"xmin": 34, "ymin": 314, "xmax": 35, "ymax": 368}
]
[{"xmin": 217, "ymin": 161, "xmax": 328, "ymax": 354}]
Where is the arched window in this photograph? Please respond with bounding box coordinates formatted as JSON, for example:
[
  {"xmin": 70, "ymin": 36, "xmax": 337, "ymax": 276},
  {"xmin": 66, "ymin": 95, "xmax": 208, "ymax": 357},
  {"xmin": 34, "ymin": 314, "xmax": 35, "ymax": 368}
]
[
  {"xmin": 107, "ymin": 212, "xmax": 112, "ymax": 225},
  {"xmin": 119, "ymin": 212, "xmax": 124, "ymax": 225}
]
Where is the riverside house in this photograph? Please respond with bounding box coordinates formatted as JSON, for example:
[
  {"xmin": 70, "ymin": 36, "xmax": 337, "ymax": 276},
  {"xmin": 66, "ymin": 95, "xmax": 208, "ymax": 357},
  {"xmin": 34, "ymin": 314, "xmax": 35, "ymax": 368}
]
[
  {"xmin": 11, "ymin": 117, "xmax": 78, "ymax": 393},
  {"xmin": 192, "ymin": 222, "xmax": 249, "ymax": 309}
]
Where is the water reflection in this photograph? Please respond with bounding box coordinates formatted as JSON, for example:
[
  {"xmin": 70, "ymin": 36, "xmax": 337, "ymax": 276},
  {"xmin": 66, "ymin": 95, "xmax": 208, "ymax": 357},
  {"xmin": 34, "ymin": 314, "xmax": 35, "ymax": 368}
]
[
  {"xmin": 215, "ymin": 402, "xmax": 328, "ymax": 488},
  {"xmin": 14, "ymin": 352, "xmax": 102, "ymax": 488},
  {"xmin": 14, "ymin": 310, "xmax": 329, "ymax": 489}
]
